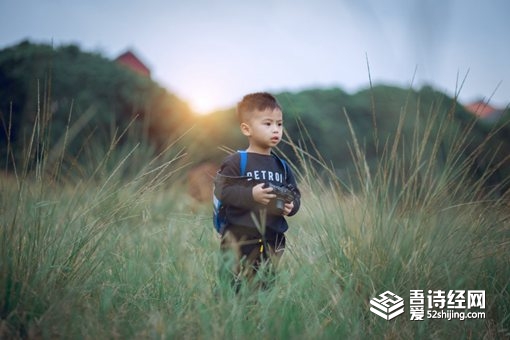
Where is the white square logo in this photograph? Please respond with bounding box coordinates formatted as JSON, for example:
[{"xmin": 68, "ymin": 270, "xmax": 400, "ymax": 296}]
[{"xmin": 370, "ymin": 291, "xmax": 405, "ymax": 320}]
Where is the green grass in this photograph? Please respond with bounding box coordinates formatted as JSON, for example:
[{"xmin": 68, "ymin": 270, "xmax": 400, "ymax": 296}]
[{"xmin": 1, "ymin": 98, "xmax": 509, "ymax": 339}]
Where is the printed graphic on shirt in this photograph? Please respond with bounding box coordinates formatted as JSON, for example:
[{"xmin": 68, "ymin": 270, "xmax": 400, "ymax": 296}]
[{"xmin": 245, "ymin": 170, "xmax": 284, "ymax": 183}]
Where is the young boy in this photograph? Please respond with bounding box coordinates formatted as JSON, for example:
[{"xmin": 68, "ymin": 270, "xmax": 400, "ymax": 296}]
[{"xmin": 214, "ymin": 92, "xmax": 301, "ymax": 288}]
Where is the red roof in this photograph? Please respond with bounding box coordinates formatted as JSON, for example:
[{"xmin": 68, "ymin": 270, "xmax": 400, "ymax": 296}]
[
  {"xmin": 115, "ymin": 50, "xmax": 150, "ymax": 78},
  {"xmin": 464, "ymin": 101, "xmax": 498, "ymax": 118}
]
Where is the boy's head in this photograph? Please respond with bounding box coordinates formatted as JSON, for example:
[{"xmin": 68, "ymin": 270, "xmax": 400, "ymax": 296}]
[
  {"xmin": 236, "ymin": 92, "xmax": 284, "ymax": 152},
  {"xmin": 237, "ymin": 92, "xmax": 282, "ymax": 123}
]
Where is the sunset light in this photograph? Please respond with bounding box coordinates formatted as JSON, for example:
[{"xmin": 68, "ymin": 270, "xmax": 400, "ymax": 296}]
[
  {"xmin": 190, "ymin": 94, "xmax": 219, "ymax": 115},
  {"xmin": 184, "ymin": 83, "xmax": 234, "ymax": 116}
]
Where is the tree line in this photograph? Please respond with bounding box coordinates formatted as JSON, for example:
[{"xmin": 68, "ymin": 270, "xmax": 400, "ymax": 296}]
[{"xmin": 1, "ymin": 41, "xmax": 509, "ymax": 193}]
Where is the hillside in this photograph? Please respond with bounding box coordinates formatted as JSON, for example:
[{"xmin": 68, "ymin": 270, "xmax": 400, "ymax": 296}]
[
  {"xmin": 1, "ymin": 41, "xmax": 509, "ymax": 192},
  {"xmin": 0, "ymin": 40, "xmax": 193, "ymax": 171},
  {"xmin": 188, "ymin": 86, "xmax": 509, "ymax": 193}
]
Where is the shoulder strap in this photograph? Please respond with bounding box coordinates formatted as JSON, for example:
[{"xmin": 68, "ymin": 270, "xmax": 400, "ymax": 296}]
[
  {"xmin": 271, "ymin": 151, "xmax": 288, "ymax": 180},
  {"xmin": 238, "ymin": 150, "xmax": 248, "ymax": 176},
  {"xmin": 237, "ymin": 150, "xmax": 287, "ymax": 179}
]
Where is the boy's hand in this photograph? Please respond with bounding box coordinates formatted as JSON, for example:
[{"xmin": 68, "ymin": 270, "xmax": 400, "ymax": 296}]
[
  {"xmin": 282, "ymin": 201, "xmax": 294, "ymax": 216},
  {"xmin": 252, "ymin": 183, "xmax": 276, "ymax": 205}
]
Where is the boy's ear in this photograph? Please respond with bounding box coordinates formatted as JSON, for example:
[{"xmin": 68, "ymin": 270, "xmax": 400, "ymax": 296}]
[{"xmin": 240, "ymin": 122, "xmax": 251, "ymax": 137}]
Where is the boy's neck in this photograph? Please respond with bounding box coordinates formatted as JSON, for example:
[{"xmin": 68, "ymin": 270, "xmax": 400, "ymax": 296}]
[{"xmin": 246, "ymin": 145, "xmax": 272, "ymax": 155}]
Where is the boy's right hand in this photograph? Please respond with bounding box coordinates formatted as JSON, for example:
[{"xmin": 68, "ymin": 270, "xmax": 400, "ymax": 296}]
[{"xmin": 252, "ymin": 183, "xmax": 276, "ymax": 205}]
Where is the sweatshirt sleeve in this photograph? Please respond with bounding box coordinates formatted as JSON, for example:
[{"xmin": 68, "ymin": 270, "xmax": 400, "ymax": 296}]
[{"xmin": 215, "ymin": 154, "xmax": 256, "ymax": 210}]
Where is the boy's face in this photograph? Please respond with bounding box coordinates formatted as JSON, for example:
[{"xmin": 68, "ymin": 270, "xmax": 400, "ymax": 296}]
[{"xmin": 241, "ymin": 108, "xmax": 283, "ymax": 152}]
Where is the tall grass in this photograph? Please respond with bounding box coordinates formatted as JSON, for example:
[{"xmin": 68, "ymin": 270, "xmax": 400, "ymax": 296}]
[{"xmin": 1, "ymin": 92, "xmax": 509, "ymax": 339}]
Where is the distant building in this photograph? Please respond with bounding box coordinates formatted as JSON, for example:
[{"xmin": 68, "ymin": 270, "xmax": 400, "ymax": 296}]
[
  {"xmin": 115, "ymin": 50, "xmax": 151, "ymax": 78},
  {"xmin": 464, "ymin": 100, "xmax": 505, "ymax": 122}
]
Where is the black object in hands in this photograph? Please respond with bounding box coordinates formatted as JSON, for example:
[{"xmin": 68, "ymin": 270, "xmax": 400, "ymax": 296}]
[{"xmin": 264, "ymin": 182, "xmax": 297, "ymax": 213}]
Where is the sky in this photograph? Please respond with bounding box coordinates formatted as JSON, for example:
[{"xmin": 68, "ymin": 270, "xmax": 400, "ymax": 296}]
[{"xmin": 1, "ymin": 0, "xmax": 509, "ymax": 114}]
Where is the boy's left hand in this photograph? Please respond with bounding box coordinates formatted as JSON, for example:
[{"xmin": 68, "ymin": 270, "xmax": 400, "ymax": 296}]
[{"xmin": 282, "ymin": 201, "xmax": 294, "ymax": 216}]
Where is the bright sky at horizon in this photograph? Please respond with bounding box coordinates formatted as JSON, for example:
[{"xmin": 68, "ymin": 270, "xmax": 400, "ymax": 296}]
[{"xmin": 1, "ymin": 0, "xmax": 509, "ymax": 114}]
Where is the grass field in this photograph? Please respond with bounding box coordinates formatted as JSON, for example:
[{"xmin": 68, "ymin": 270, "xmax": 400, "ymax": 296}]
[{"xmin": 1, "ymin": 104, "xmax": 509, "ymax": 339}]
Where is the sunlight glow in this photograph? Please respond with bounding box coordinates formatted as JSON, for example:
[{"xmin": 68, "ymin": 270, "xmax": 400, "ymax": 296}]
[
  {"xmin": 190, "ymin": 96, "xmax": 217, "ymax": 115},
  {"xmin": 177, "ymin": 73, "xmax": 233, "ymax": 115},
  {"xmin": 188, "ymin": 90, "xmax": 231, "ymax": 116}
]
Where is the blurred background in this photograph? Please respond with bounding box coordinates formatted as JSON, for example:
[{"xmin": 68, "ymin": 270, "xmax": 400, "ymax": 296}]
[
  {"xmin": 1, "ymin": 0, "xmax": 509, "ymax": 198},
  {"xmin": 2, "ymin": 0, "xmax": 509, "ymax": 112}
]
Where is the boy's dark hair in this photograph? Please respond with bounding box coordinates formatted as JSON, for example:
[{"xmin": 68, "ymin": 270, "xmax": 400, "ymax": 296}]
[{"xmin": 237, "ymin": 92, "xmax": 282, "ymax": 123}]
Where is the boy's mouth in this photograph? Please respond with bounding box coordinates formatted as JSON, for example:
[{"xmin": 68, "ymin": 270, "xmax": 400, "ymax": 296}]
[{"xmin": 271, "ymin": 137, "xmax": 280, "ymax": 142}]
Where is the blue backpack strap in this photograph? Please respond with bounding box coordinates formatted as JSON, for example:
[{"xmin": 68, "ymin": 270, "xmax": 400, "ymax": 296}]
[
  {"xmin": 271, "ymin": 151, "xmax": 288, "ymax": 180},
  {"xmin": 238, "ymin": 150, "xmax": 248, "ymax": 176},
  {"xmin": 238, "ymin": 150, "xmax": 286, "ymax": 178},
  {"xmin": 280, "ymin": 158, "xmax": 288, "ymax": 179}
]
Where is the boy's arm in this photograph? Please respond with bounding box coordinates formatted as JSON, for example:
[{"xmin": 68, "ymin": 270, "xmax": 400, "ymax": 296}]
[{"xmin": 215, "ymin": 156, "xmax": 256, "ymax": 209}]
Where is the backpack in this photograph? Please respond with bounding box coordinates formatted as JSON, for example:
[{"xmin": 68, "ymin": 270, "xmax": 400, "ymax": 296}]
[{"xmin": 212, "ymin": 150, "xmax": 288, "ymax": 234}]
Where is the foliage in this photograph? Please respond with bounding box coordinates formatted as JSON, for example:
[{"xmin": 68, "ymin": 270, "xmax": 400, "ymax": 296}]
[{"xmin": 0, "ymin": 40, "xmax": 193, "ymax": 172}]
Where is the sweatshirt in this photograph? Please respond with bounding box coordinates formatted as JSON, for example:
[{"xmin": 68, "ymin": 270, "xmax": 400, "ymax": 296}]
[{"xmin": 215, "ymin": 151, "xmax": 301, "ymax": 234}]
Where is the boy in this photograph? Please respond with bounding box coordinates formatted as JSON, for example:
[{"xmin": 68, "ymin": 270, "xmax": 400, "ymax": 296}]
[{"xmin": 214, "ymin": 92, "xmax": 301, "ymax": 288}]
